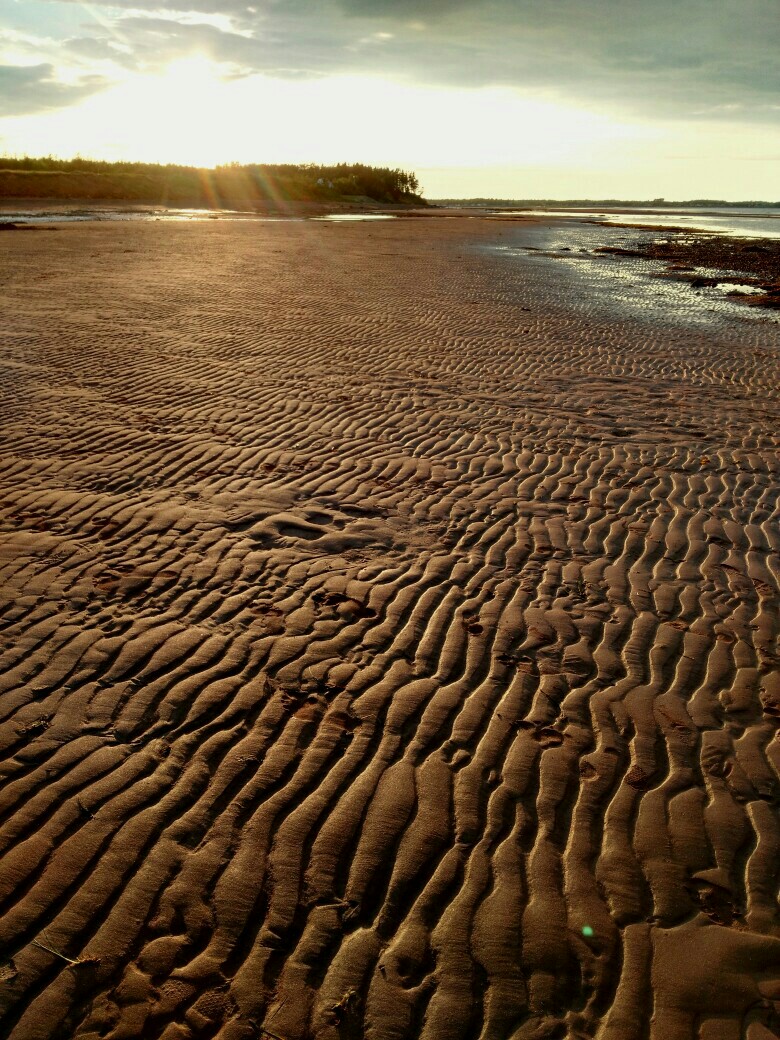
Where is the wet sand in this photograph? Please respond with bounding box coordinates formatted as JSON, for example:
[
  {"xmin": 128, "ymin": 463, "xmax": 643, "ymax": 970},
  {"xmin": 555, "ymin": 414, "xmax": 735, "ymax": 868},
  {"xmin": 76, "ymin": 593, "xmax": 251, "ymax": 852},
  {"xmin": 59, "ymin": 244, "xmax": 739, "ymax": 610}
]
[
  {"xmin": 1, "ymin": 216, "xmax": 779, "ymax": 1039},
  {"xmin": 600, "ymin": 233, "xmax": 780, "ymax": 308}
]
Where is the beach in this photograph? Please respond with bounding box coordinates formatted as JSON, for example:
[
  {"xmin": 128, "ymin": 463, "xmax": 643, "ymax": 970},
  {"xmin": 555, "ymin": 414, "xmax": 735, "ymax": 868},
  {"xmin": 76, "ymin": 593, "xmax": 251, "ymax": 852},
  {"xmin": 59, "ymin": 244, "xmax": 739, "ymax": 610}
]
[{"xmin": 1, "ymin": 214, "xmax": 779, "ymax": 1038}]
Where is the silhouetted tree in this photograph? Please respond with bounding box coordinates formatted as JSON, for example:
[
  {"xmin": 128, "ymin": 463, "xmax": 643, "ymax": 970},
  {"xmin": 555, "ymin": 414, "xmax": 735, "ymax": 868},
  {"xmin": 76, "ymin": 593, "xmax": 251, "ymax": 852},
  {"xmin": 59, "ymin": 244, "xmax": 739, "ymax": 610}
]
[{"xmin": 0, "ymin": 157, "xmax": 424, "ymax": 205}]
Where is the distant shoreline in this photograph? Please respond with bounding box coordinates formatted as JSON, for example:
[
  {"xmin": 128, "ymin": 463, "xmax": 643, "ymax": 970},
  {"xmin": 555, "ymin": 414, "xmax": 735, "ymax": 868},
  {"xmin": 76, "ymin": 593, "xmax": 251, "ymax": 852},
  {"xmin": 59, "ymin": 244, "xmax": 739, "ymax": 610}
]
[
  {"xmin": 0, "ymin": 159, "xmax": 425, "ymax": 210},
  {"xmin": 434, "ymin": 198, "xmax": 780, "ymax": 209}
]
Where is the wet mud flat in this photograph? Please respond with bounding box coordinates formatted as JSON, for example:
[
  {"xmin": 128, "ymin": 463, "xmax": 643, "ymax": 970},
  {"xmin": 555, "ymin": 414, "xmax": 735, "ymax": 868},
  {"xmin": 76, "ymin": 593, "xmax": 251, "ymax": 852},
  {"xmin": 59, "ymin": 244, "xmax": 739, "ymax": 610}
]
[
  {"xmin": 593, "ymin": 230, "xmax": 780, "ymax": 308},
  {"xmin": 0, "ymin": 217, "xmax": 779, "ymax": 1039}
]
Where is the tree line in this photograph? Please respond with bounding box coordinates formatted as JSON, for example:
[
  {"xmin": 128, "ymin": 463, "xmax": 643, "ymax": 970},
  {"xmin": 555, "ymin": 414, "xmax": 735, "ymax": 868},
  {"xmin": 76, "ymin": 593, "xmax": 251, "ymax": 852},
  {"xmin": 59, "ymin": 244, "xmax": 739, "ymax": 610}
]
[{"xmin": 0, "ymin": 157, "xmax": 422, "ymax": 205}]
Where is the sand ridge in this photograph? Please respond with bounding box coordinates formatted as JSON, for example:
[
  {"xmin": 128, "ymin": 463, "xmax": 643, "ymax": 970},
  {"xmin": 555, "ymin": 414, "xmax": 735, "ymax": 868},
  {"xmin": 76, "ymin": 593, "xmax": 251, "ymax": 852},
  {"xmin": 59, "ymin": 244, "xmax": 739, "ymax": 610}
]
[{"xmin": 0, "ymin": 217, "xmax": 779, "ymax": 1039}]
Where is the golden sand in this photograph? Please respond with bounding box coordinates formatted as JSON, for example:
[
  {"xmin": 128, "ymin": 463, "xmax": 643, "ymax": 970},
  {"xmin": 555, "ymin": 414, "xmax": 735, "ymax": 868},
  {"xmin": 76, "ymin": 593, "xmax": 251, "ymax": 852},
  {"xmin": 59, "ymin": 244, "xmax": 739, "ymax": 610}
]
[{"xmin": 1, "ymin": 216, "xmax": 779, "ymax": 1039}]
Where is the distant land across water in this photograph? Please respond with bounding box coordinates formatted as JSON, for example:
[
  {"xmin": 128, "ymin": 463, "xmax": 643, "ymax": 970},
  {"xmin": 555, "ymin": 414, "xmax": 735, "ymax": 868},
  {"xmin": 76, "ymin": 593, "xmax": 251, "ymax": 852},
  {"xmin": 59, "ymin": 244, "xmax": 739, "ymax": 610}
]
[
  {"xmin": 435, "ymin": 201, "xmax": 780, "ymax": 240},
  {"xmin": 434, "ymin": 199, "xmax": 780, "ymax": 208}
]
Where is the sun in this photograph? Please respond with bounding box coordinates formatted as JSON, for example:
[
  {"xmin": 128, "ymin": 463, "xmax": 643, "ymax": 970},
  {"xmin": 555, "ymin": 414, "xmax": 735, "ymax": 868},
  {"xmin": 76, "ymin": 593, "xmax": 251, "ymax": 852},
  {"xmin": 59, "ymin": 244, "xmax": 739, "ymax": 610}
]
[
  {"xmin": 110, "ymin": 57, "xmax": 236, "ymax": 167},
  {"xmin": 39, "ymin": 56, "xmax": 245, "ymax": 168},
  {"xmin": 2, "ymin": 56, "xmax": 657, "ymax": 180}
]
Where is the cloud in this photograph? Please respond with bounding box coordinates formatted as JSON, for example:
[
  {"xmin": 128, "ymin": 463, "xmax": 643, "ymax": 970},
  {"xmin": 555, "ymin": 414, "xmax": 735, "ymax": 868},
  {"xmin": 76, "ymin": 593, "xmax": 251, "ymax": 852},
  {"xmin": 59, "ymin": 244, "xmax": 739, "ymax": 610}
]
[
  {"xmin": 0, "ymin": 63, "xmax": 110, "ymax": 115},
  {"xmin": 340, "ymin": 0, "xmax": 469, "ymax": 14},
  {"xmin": 102, "ymin": 15, "xmax": 257, "ymax": 69},
  {"xmin": 29, "ymin": 0, "xmax": 780, "ymax": 124}
]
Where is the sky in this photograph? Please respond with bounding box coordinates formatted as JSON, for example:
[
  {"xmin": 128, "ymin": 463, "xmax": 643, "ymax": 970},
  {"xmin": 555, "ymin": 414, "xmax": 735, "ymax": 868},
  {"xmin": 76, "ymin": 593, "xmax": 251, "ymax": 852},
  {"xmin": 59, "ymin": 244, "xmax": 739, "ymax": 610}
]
[{"xmin": 0, "ymin": 0, "xmax": 778, "ymax": 199}]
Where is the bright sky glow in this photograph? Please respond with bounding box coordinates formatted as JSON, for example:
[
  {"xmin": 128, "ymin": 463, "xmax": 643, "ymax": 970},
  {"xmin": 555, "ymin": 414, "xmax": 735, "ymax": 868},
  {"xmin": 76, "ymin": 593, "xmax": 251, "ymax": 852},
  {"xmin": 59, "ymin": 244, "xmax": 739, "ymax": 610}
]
[{"xmin": 0, "ymin": 58, "xmax": 658, "ymax": 173}]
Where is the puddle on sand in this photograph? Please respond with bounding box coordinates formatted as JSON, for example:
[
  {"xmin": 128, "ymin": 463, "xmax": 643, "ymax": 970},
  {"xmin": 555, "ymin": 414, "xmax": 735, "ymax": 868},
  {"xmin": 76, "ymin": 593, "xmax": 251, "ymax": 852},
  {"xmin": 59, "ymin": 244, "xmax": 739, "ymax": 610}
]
[
  {"xmin": 0, "ymin": 209, "xmax": 398, "ymax": 226},
  {"xmin": 724, "ymin": 283, "xmax": 766, "ymax": 295},
  {"xmin": 313, "ymin": 214, "xmax": 397, "ymax": 222},
  {"xmin": 0, "ymin": 208, "xmax": 302, "ymax": 225}
]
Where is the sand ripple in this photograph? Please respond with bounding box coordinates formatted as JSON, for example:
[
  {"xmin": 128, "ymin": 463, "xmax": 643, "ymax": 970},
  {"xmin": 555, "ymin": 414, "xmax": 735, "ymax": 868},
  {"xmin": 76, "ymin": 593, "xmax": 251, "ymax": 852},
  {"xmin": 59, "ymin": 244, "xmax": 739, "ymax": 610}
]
[{"xmin": 0, "ymin": 218, "xmax": 779, "ymax": 1039}]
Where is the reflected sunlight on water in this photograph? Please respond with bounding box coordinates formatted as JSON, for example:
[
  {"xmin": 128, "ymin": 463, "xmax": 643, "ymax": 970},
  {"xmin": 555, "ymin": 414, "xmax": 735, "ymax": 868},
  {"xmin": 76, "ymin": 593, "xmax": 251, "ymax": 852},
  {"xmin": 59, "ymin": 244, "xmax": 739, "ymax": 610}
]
[
  {"xmin": 0, "ymin": 209, "xmax": 400, "ymax": 226},
  {"xmin": 313, "ymin": 214, "xmax": 397, "ymax": 221},
  {"xmin": 495, "ymin": 207, "xmax": 780, "ymax": 240}
]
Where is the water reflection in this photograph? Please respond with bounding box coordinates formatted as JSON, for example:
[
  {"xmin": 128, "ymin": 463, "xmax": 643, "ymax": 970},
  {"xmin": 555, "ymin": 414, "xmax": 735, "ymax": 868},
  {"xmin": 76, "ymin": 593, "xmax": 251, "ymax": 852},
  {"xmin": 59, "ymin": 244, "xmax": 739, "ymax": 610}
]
[
  {"xmin": 494, "ymin": 207, "xmax": 780, "ymax": 240},
  {"xmin": 313, "ymin": 214, "xmax": 397, "ymax": 221},
  {"xmin": 0, "ymin": 208, "xmax": 398, "ymax": 226}
]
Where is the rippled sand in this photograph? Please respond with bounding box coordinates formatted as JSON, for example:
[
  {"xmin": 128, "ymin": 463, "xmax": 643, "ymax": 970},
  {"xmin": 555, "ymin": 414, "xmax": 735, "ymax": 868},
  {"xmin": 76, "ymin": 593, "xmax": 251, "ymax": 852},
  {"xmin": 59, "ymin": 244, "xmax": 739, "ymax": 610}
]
[{"xmin": 1, "ymin": 216, "xmax": 779, "ymax": 1039}]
